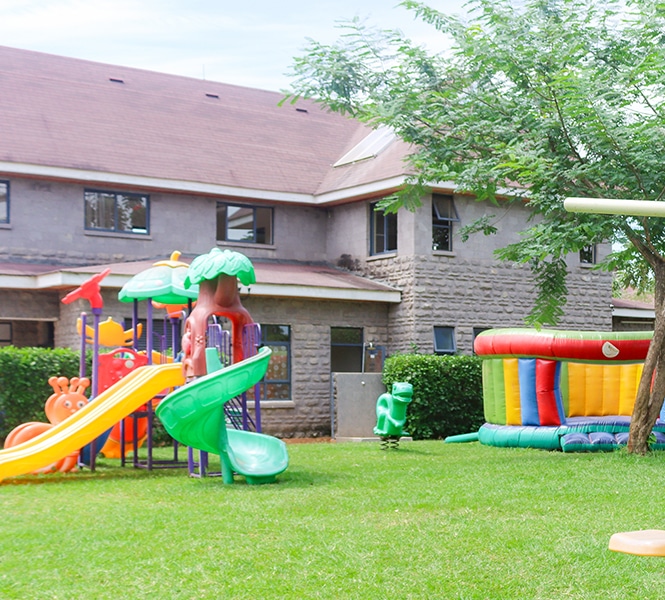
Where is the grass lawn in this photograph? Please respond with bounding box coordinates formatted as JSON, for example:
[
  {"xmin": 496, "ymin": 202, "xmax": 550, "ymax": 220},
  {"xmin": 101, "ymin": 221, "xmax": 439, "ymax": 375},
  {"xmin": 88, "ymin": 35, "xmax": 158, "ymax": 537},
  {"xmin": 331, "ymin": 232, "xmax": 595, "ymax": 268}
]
[{"xmin": 2, "ymin": 440, "xmax": 665, "ymax": 599}]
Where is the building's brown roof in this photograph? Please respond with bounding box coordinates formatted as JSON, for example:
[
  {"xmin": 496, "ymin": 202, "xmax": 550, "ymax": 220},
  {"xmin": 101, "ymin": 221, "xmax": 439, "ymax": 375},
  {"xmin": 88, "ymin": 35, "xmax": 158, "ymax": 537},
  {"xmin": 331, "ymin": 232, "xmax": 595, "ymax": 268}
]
[
  {"xmin": 0, "ymin": 258, "xmax": 400, "ymax": 303},
  {"xmin": 76, "ymin": 258, "xmax": 396, "ymax": 294},
  {"xmin": 0, "ymin": 45, "xmax": 411, "ymax": 199},
  {"xmin": 611, "ymin": 297, "xmax": 654, "ymax": 310},
  {"xmin": 252, "ymin": 261, "xmax": 394, "ymax": 292},
  {"xmin": 0, "ymin": 262, "xmax": 69, "ymax": 276}
]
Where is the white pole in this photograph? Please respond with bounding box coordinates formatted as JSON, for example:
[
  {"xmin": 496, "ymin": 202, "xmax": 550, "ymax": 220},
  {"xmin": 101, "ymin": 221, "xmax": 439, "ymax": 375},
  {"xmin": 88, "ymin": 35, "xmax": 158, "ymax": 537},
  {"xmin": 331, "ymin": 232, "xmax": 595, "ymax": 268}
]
[{"xmin": 564, "ymin": 197, "xmax": 665, "ymax": 218}]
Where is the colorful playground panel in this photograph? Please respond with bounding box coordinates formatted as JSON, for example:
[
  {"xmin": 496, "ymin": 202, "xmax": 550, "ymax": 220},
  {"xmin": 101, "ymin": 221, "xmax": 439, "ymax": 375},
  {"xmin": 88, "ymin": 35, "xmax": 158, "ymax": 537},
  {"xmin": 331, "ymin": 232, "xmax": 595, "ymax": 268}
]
[{"xmin": 472, "ymin": 329, "xmax": 661, "ymax": 451}]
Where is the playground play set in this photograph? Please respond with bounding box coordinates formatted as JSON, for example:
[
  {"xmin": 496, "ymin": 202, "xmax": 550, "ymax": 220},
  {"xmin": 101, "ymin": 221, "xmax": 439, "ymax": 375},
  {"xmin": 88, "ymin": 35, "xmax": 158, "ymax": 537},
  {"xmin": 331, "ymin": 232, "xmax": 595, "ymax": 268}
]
[{"xmin": 0, "ymin": 249, "xmax": 289, "ymax": 484}]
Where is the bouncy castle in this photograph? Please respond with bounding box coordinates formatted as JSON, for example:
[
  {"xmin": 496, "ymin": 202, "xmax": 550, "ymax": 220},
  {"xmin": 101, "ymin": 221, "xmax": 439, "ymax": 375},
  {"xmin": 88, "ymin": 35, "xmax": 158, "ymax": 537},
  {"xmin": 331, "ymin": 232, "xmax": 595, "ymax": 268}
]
[{"xmin": 473, "ymin": 328, "xmax": 665, "ymax": 451}]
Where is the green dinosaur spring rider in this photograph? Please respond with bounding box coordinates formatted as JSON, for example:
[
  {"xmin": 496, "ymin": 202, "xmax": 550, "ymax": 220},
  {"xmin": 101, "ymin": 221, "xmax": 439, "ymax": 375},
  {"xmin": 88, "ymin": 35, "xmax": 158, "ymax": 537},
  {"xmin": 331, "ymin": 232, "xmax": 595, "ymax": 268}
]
[{"xmin": 373, "ymin": 382, "xmax": 413, "ymax": 449}]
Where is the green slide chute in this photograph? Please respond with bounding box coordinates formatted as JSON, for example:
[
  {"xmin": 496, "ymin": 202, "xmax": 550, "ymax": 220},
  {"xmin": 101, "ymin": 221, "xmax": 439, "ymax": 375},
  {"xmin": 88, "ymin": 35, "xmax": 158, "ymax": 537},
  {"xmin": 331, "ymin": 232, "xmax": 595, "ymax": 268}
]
[{"xmin": 156, "ymin": 347, "xmax": 289, "ymax": 484}]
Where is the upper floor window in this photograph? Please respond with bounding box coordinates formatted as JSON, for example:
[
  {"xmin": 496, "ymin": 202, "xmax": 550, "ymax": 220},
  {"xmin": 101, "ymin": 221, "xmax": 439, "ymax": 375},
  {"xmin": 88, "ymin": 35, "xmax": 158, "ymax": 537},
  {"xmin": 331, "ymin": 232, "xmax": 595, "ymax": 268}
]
[
  {"xmin": 217, "ymin": 203, "xmax": 273, "ymax": 244},
  {"xmin": 84, "ymin": 190, "xmax": 149, "ymax": 234},
  {"xmin": 580, "ymin": 244, "xmax": 596, "ymax": 265},
  {"xmin": 0, "ymin": 180, "xmax": 8, "ymax": 223},
  {"xmin": 370, "ymin": 201, "xmax": 397, "ymax": 255},
  {"xmin": 432, "ymin": 194, "xmax": 459, "ymax": 252}
]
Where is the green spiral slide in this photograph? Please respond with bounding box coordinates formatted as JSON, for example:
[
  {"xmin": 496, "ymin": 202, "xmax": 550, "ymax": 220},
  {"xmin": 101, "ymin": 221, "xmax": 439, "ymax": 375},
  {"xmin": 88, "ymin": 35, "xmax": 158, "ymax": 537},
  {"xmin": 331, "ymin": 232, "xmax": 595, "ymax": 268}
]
[{"xmin": 156, "ymin": 347, "xmax": 289, "ymax": 484}]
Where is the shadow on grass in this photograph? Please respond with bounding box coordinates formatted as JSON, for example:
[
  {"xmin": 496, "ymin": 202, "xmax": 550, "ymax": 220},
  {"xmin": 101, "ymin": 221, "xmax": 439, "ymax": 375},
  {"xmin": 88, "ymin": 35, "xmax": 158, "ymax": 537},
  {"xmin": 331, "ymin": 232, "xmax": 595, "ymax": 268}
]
[
  {"xmin": 0, "ymin": 460, "xmax": 340, "ymax": 490},
  {"xmin": 0, "ymin": 459, "xmax": 190, "ymax": 486}
]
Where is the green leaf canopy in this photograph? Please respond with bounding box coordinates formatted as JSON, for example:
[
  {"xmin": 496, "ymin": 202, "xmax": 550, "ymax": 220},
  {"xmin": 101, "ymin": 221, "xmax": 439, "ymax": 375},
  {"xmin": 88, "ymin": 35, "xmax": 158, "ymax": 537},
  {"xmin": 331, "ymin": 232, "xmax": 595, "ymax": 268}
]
[{"xmin": 184, "ymin": 248, "xmax": 256, "ymax": 288}]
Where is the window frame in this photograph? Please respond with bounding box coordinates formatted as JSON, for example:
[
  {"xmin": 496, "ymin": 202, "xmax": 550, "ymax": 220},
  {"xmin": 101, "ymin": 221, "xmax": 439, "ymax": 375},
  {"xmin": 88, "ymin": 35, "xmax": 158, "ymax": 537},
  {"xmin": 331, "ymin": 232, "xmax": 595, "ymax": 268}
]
[
  {"xmin": 432, "ymin": 194, "xmax": 460, "ymax": 252},
  {"xmin": 0, "ymin": 180, "xmax": 9, "ymax": 224},
  {"xmin": 0, "ymin": 322, "xmax": 11, "ymax": 346},
  {"xmin": 472, "ymin": 327, "xmax": 492, "ymax": 355},
  {"xmin": 579, "ymin": 244, "xmax": 596, "ymax": 265},
  {"xmin": 254, "ymin": 325, "xmax": 291, "ymax": 401},
  {"xmin": 216, "ymin": 202, "xmax": 274, "ymax": 245},
  {"xmin": 330, "ymin": 327, "xmax": 364, "ymax": 372},
  {"xmin": 84, "ymin": 189, "xmax": 150, "ymax": 235},
  {"xmin": 369, "ymin": 201, "xmax": 397, "ymax": 256},
  {"xmin": 433, "ymin": 326, "xmax": 457, "ymax": 355}
]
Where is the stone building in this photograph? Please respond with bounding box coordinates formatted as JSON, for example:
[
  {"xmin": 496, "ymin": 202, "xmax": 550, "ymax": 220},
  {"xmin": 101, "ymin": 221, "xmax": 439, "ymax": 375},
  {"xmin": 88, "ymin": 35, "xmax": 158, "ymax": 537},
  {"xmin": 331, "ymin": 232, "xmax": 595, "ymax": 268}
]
[{"xmin": 0, "ymin": 45, "xmax": 613, "ymax": 437}]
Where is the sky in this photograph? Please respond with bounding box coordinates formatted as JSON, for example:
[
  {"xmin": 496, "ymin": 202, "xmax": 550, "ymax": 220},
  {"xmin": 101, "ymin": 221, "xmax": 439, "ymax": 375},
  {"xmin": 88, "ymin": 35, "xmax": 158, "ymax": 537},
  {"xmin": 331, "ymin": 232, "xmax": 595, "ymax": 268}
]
[{"xmin": 0, "ymin": 0, "xmax": 468, "ymax": 91}]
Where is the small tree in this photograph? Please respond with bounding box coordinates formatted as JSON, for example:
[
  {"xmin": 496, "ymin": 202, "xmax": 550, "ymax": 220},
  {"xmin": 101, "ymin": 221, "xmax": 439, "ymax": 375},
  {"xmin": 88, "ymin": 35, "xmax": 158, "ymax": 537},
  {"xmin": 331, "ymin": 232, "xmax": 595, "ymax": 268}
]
[{"xmin": 286, "ymin": 0, "xmax": 665, "ymax": 453}]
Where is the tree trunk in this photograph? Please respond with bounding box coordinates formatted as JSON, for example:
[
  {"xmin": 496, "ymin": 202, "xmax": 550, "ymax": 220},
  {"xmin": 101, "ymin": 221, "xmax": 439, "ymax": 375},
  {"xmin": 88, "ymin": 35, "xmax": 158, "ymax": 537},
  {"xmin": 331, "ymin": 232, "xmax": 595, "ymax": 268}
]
[
  {"xmin": 628, "ymin": 260, "xmax": 665, "ymax": 454},
  {"xmin": 182, "ymin": 275, "xmax": 253, "ymax": 378}
]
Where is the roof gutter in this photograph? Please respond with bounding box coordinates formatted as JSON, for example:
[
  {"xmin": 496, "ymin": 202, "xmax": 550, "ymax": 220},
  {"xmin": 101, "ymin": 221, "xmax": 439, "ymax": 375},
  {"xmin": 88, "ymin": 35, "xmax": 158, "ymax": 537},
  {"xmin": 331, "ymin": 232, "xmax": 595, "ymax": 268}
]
[
  {"xmin": 611, "ymin": 307, "xmax": 655, "ymax": 319},
  {"xmin": 0, "ymin": 162, "xmax": 411, "ymax": 206}
]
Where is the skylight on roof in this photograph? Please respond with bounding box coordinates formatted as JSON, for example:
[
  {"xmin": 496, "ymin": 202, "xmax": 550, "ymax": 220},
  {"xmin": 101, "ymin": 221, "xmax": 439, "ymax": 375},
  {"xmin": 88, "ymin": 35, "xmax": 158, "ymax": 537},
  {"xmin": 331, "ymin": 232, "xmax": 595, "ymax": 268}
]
[{"xmin": 333, "ymin": 125, "xmax": 396, "ymax": 167}]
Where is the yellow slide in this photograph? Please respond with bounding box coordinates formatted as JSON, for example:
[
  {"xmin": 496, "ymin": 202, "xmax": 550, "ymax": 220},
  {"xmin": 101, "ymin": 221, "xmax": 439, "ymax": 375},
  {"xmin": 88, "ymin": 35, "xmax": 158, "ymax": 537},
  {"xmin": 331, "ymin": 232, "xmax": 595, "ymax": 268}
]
[{"xmin": 0, "ymin": 363, "xmax": 184, "ymax": 481}]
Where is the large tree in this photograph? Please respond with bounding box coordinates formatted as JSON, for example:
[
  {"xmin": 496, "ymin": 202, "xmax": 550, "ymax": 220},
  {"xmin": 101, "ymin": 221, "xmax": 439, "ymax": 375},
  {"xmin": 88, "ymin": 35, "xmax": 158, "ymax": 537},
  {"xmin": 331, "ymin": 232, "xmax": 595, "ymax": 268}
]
[{"xmin": 285, "ymin": 0, "xmax": 665, "ymax": 453}]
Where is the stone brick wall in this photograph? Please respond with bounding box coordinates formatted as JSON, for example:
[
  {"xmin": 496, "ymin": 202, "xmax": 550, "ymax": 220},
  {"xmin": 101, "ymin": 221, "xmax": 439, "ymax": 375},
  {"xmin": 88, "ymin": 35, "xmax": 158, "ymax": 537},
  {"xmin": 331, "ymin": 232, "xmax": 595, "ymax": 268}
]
[
  {"xmin": 362, "ymin": 254, "xmax": 612, "ymax": 355},
  {"xmin": 0, "ymin": 290, "xmax": 60, "ymax": 320}
]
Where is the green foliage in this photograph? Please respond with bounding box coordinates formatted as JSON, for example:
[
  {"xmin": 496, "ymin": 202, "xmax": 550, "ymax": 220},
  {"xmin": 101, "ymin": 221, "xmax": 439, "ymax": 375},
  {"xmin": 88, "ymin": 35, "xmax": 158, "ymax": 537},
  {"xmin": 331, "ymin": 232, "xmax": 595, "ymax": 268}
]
[
  {"xmin": 382, "ymin": 353, "xmax": 484, "ymax": 439},
  {"xmin": 0, "ymin": 346, "xmax": 88, "ymax": 441},
  {"xmin": 286, "ymin": 0, "xmax": 665, "ymax": 326}
]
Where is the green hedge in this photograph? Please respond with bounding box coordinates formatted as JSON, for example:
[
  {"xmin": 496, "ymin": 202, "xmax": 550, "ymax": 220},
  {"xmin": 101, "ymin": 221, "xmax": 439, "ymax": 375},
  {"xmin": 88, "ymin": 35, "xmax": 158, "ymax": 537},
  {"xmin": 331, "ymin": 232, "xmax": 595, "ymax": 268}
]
[
  {"xmin": 382, "ymin": 353, "xmax": 484, "ymax": 440},
  {"xmin": 0, "ymin": 347, "xmax": 89, "ymax": 441}
]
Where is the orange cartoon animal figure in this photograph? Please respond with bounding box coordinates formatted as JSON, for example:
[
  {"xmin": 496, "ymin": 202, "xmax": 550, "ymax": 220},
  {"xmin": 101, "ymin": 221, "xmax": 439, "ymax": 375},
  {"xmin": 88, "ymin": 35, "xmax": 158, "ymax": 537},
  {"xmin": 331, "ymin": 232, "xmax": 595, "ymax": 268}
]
[
  {"xmin": 3, "ymin": 376, "xmax": 91, "ymax": 474},
  {"xmin": 45, "ymin": 376, "xmax": 90, "ymax": 425}
]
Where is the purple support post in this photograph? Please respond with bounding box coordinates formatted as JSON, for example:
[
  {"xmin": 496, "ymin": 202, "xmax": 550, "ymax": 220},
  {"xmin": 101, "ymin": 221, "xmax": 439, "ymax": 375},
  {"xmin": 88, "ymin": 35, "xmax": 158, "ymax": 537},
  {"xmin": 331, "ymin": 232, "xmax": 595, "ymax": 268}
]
[
  {"xmin": 243, "ymin": 323, "xmax": 262, "ymax": 432},
  {"xmin": 79, "ymin": 312, "xmax": 87, "ymax": 379},
  {"xmin": 88, "ymin": 306, "xmax": 103, "ymax": 472},
  {"xmin": 171, "ymin": 318, "xmax": 179, "ymax": 356},
  {"xmin": 91, "ymin": 307, "xmax": 102, "ymax": 399},
  {"xmin": 133, "ymin": 300, "xmax": 139, "ymax": 349},
  {"xmin": 146, "ymin": 299, "xmax": 153, "ymax": 365}
]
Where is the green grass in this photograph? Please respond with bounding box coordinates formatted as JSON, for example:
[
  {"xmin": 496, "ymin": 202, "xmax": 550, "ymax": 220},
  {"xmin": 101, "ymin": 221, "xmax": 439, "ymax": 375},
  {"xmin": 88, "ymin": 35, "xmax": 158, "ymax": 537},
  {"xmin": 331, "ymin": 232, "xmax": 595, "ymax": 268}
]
[{"xmin": 2, "ymin": 441, "xmax": 665, "ymax": 599}]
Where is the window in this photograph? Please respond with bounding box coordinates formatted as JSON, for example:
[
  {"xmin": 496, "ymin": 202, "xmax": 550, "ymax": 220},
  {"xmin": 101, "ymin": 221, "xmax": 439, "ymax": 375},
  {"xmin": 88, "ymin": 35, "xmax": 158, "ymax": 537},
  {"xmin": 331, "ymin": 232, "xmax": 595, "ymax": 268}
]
[
  {"xmin": 432, "ymin": 194, "xmax": 459, "ymax": 252},
  {"xmin": 85, "ymin": 190, "xmax": 149, "ymax": 234},
  {"xmin": 0, "ymin": 322, "xmax": 11, "ymax": 346},
  {"xmin": 370, "ymin": 201, "xmax": 397, "ymax": 255},
  {"xmin": 217, "ymin": 203, "xmax": 273, "ymax": 244},
  {"xmin": 248, "ymin": 325, "xmax": 291, "ymax": 401},
  {"xmin": 580, "ymin": 245, "xmax": 596, "ymax": 264},
  {"xmin": 331, "ymin": 327, "xmax": 364, "ymax": 372},
  {"xmin": 433, "ymin": 326, "xmax": 456, "ymax": 355},
  {"xmin": 0, "ymin": 181, "xmax": 8, "ymax": 223}
]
